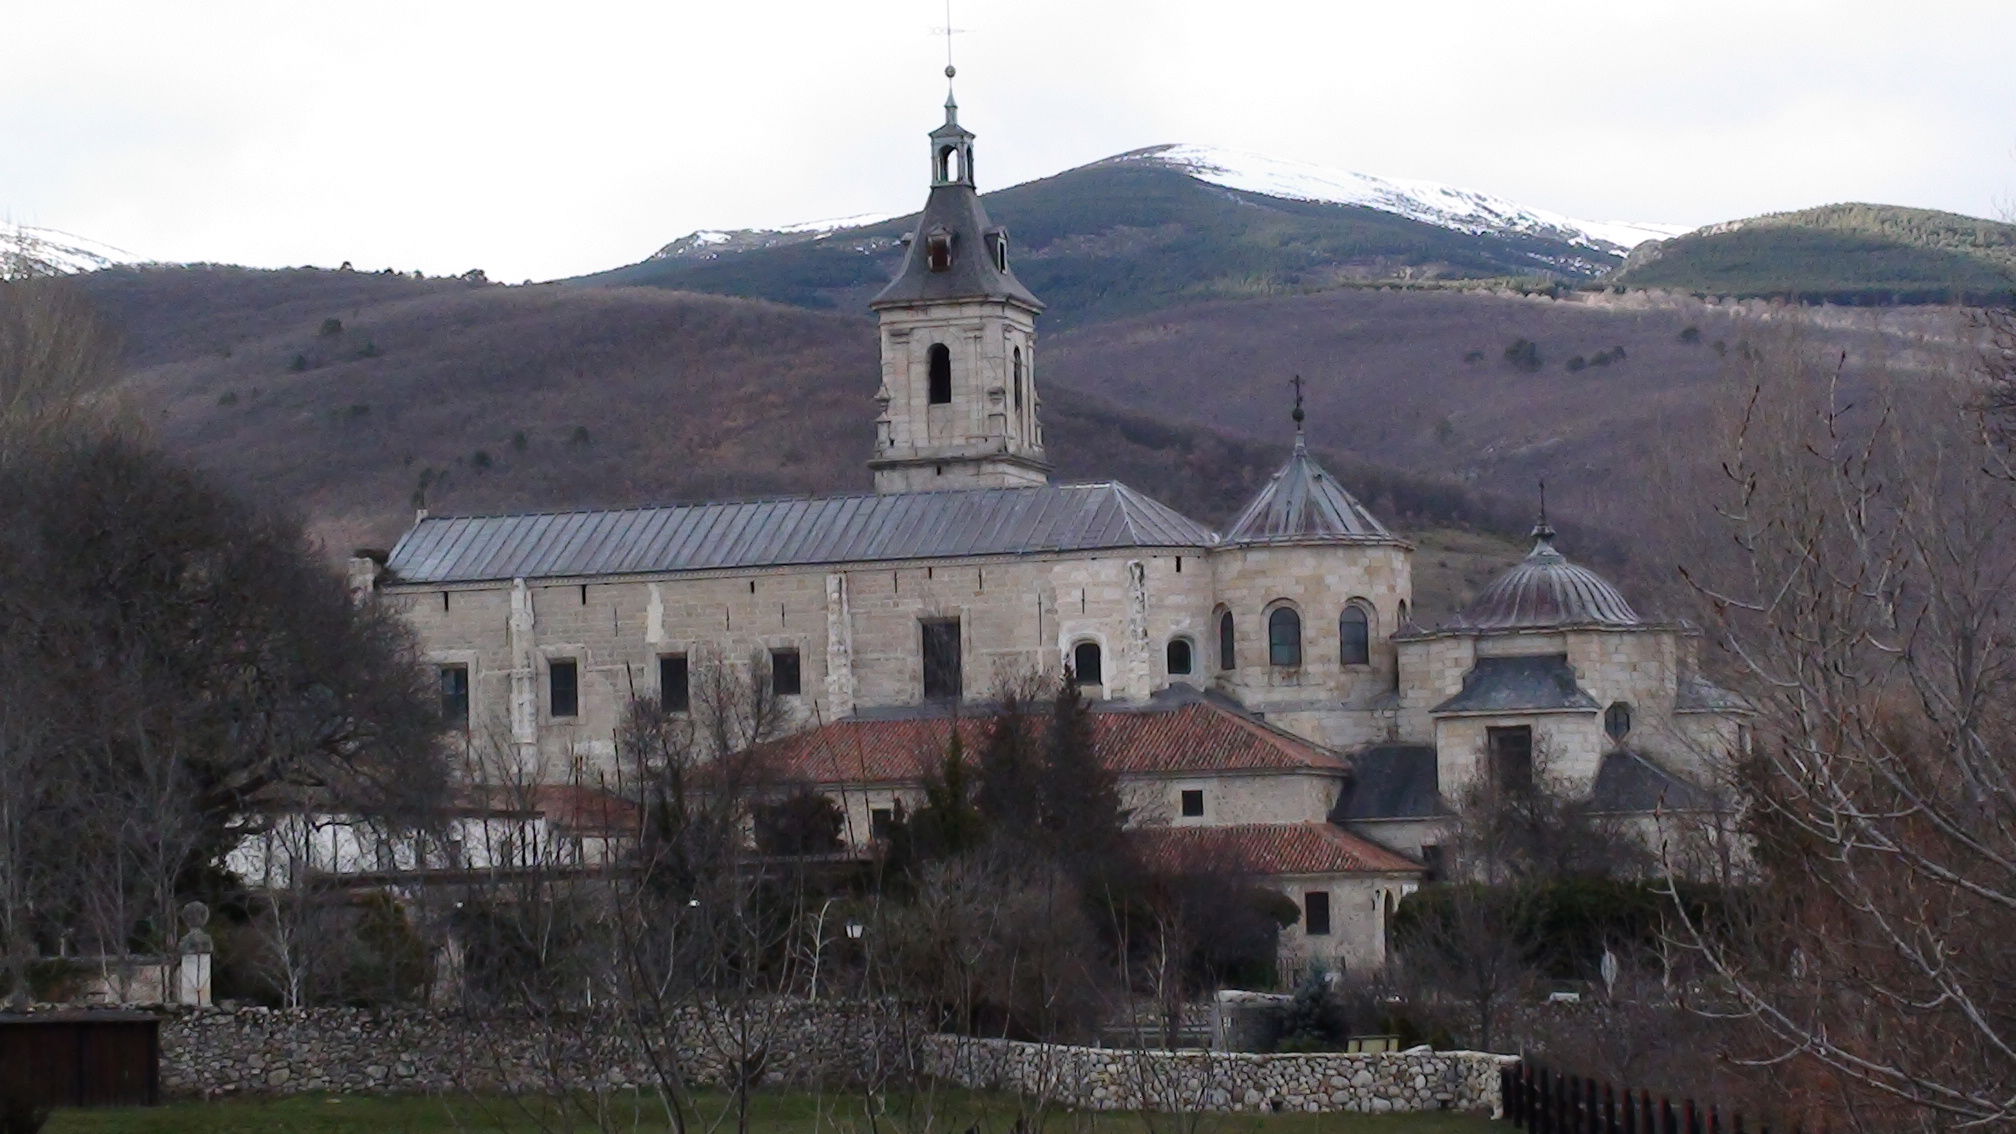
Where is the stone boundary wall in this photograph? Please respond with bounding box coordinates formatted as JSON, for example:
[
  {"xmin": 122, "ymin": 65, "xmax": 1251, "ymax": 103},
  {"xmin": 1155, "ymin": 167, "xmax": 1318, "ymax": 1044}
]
[
  {"xmin": 161, "ymin": 1001, "xmax": 919, "ymax": 1097},
  {"xmin": 922, "ymin": 1035, "xmax": 1515, "ymax": 1115}
]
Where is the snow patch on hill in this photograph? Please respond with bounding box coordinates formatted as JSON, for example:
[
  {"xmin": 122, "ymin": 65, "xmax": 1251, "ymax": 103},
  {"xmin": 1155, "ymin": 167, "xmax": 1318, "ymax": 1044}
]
[
  {"xmin": 3, "ymin": 222, "xmax": 135, "ymax": 276},
  {"xmin": 653, "ymin": 211, "xmax": 899, "ymax": 261},
  {"xmin": 1121, "ymin": 144, "xmax": 1688, "ymax": 253}
]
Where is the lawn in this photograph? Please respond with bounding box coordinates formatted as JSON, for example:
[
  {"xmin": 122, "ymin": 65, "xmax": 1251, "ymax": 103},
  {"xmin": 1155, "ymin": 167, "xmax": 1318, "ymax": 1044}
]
[{"xmin": 44, "ymin": 1088, "xmax": 1498, "ymax": 1133}]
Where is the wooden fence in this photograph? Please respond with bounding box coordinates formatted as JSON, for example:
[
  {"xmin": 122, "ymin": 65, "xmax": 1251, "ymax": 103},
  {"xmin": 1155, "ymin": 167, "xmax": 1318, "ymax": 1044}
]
[{"xmin": 1501, "ymin": 1062, "xmax": 1813, "ymax": 1134}]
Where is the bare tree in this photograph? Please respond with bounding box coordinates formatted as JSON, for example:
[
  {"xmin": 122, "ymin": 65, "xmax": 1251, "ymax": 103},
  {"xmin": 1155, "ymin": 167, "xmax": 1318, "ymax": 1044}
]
[
  {"xmin": 0, "ymin": 275, "xmax": 123, "ymax": 458},
  {"xmin": 1673, "ymin": 324, "xmax": 2016, "ymax": 1130}
]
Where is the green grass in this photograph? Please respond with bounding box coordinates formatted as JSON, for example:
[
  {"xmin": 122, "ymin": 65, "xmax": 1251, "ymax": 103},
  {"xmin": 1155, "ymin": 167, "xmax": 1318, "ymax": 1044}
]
[{"xmin": 45, "ymin": 1088, "xmax": 1496, "ymax": 1134}]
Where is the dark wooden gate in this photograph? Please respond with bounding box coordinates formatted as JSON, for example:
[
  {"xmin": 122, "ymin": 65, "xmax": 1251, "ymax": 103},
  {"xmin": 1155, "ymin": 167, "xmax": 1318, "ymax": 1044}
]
[{"xmin": 0, "ymin": 1012, "xmax": 160, "ymax": 1110}]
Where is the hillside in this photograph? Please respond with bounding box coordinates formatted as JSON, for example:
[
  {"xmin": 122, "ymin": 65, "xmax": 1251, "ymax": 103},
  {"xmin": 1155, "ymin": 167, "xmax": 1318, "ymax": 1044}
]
[
  {"xmin": 1615, "ymin": 204, "xmax": 2016, "ymax": 304},
  {"xmin": 83, "ymin": 265, "xmax": 1542, "ymax": 617},
  {"xmin": 576, "ymin": 149, "xmax": 1644, "ymax": 330}
]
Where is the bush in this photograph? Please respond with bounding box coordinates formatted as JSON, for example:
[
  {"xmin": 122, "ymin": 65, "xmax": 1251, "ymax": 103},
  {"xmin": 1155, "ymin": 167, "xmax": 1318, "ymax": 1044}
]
[
  {"xmin": 318, "ymin": 317, "xmax": 343, "ymax": 337},
  {"xmin": 1503, "ymin": 338, "xmax": 1542, "ymax": 372}
]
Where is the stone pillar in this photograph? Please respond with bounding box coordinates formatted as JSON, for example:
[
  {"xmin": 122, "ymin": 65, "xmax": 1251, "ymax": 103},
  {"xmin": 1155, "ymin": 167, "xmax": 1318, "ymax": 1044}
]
[
  {"xmin": 176, "ymin": 901, "xmax": 213, "ymax": 1008},
  {"xmin": 1124, "ymin": 560, "xmax": 1151, "ymax": 701},
  {"xmin": 824, "ymin": 573, "xmax": 856, "ymax": 719},
  {"xmin": 508, "ymin": 578, "xmax": 537, "ymax": 767}
]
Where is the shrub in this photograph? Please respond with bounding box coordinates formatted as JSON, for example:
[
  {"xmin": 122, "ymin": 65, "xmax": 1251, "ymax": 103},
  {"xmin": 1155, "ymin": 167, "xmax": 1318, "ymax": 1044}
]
[
  {"xmin": 1503, "ymin": 338, "xmax": 1542, "ymax": 372},
  {"xmin": 1566, "ymin": 356, "xmax": 1587, "ymax": 372},
  {"xmin": 318, "ymin": 317, "xmax": 343, "ymax": 337},
  {"xmin": 289, "ymin": 353, "xmax": 309, "ymax": 372},
  {"xmin": 1679, "ymin": 326, "xmax": 1702, "ymax": 343}
]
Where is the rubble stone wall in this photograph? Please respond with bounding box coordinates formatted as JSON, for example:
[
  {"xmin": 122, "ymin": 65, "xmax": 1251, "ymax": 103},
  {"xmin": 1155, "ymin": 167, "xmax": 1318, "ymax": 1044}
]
[
  {"xmin": 160, "ymin": 1001, "xmax": 919, "ymax": 1097},
  {"xmin": 922, "ymin": 1035, "xmax": 1514, "ymax": 1115}
]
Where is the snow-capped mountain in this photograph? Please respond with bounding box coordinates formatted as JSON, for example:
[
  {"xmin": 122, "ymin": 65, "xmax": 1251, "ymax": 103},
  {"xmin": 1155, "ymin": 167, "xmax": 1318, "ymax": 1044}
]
[
  {"xmin": 3, "ymin": 222, "xmax": 134, "ymax": 276},
  {"xmin": 1114, "ymin": 144, "xmax": 1687, "ymax": 254}
]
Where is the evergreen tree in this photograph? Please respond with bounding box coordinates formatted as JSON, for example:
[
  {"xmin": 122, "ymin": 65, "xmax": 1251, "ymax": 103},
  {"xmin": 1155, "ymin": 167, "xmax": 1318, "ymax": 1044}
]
[{"xmin": 907, "ymin": 731, "xmax": 986, "ymax": 861}]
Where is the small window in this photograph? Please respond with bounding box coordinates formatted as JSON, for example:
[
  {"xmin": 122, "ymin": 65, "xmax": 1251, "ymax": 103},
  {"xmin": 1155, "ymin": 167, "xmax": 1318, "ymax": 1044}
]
[
  {"xmin": 439, "ymin": 664, "xmax": 469, "ymax": 729},
  {"xmin": 1304, "ymin": 891, "xmax": 1332, "ymax": 936},
  {"xmin": 660, "ymin": 654, "xmax": 690, "ymax": 713},
  {"xmin": 921, "ymin": 618, "xmax": 962, "ymax": 701},
  {"xmin": 870, "ymin": 807, "xmax": 895, "ymax": 841},
  {"xmin": 1073, "ymin": 641, "xmax": 1103, "ymax": 686},
  {"xmin": 1267, "ymin": 606, "xmax": 1303, "ymax": 667},
  {"xmin": 1488, "ymin": 726, "xmax": 1534, "ymax": 794},
  {"xmin": 1340, "ymin": 604, "xmax": 1371, "ymax": 666},
  {"xmin": 993, "ymin": 232, "xmax": 1009, "ymax": 271},
  {"xmin": 1012, "ymin": 347, "xmax": 1025, "ymax": 411},
  {"xmin": 1180, "ymin": 789, "xmax": 1204, "ymax": 818},
  {"xmin": 1217, "ymin": 611, "xmax": 1236, "ymax": 671},
  {"xmin": 770, "ymin": 648, "xmax": 802, "ymax": 697},
  {"xmin": 1605, "ymin": 701, "xmax": 1633, "ymax": 743},
  {"xmin": 927, "ymin": 343, "xmax": 952, "ymax": 404},
  {"xmin": 1166, "ymin": 637, "xmax": 1194, "ymax": 676},
  {"xmin": 549, "ymin": 659, "xmax": 579, "ymax": 719},
  {"xmin": 926, "ymin": 231, "xmax": 952, "ymax": 271}
]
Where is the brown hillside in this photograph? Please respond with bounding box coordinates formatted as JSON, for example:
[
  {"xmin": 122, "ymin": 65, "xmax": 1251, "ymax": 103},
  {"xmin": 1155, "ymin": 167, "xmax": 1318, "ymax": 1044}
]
[
  {"xmin": 1041, "ymin": 287, "xmax": 1970, "ymax": 543},
  {"xmin": 93, "ymin": 267, "xmax": 1538, "ymax": 620}
]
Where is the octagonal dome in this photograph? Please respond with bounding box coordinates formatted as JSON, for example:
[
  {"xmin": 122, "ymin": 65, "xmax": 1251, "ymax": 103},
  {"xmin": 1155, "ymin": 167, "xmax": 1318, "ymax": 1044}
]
[{"xmin": 1445, "ymin": 526, "xmax": 1640, "ymax": 631}]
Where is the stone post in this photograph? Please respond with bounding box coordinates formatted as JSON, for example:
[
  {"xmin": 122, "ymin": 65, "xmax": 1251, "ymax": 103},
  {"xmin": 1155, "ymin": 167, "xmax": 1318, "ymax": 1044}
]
[{"xmin": 176, "ymin": 900, "xmax": 214, "ymax": 1008}]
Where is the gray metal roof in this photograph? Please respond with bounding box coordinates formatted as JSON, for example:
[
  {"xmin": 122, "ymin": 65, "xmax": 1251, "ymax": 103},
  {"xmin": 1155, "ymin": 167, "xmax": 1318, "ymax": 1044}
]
[
  {"xmin": 870, "ymin": 98, "xmax": 1041, "ymax": 312},
  {"xmin": 384, "ymin": 482, "xmax": 1216, "ymax": 585},
  {"xmin": 1223, "ymin": 434, "xmax": 1398, "ymax": 547},
  {"xmin": 1675, "ymin": 672, "xmax": 1747, "ymax": 713},
  {"xmin": 1441, "ymin": 527, "xmax": 1641, "ymax": 632},
  {"xmin": 1431, "ymin": 654, "xmax": 1600, "ymax": 715},
  {"xmin": 1334, "ymin": 744, "xmax": 1446, "ymax": 821},
  {"xmin": 1589, "ymin": 750, "xmax": 1721, "ymax": 813}
]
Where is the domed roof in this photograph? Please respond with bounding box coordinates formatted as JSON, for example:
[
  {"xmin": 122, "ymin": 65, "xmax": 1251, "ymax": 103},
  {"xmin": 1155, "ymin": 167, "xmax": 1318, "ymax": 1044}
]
[
  {"xmin": 1224, "ymin": 434, "xmax": 1398, "ymax": 546},
  {"xmin": 1444, "ymin": 525, "xmax": 1641, "ymax": 631}
]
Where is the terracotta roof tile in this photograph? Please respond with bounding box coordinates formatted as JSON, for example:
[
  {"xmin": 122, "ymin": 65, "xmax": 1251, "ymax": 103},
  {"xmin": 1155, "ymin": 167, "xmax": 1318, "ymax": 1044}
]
[
  {"xmin": 761, "ymin": 701, "xmax": 1347, "ymax": 786},
  {"xmin": 1132, "ymin": 822, "xmax": 1422, "ymax": 876}
]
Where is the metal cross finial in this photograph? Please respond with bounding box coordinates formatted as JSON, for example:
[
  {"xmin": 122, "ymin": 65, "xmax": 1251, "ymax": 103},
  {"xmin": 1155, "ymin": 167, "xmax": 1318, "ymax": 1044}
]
[
  {"xmin": 1533, "ymin": 479, "xmax": 1557, "ymax": 544},
  {"xmin": 1290, "ymin": 374, "xmax": 1306, "ymax": 428},
  {"xmin": 1538, "ymin": 479, "xmax": 1547, "ymax": 526},
  {"xmin": 932, "ymin": 0, "xmax": 967, "ymax": 77}
]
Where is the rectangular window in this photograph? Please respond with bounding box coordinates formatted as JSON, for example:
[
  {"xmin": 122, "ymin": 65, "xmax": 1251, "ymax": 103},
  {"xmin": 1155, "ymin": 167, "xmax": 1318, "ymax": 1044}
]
[
  {"xmin": 1421, "ymin": 844, "xmax": 1446, "ymax": 882},
  {"xmin": 770, "ymin": 647, "xmax": 802, "ymax": 697},
  {"xmin": 870, "ymin": 807, "xmax": 895, "ymax": 841},
  {"xmin": 659, "ymin": 654, "xmax": 690, "ymax": 713},
  {"xmin": 1304, "ymin": 891, "xmax": 1332, "ymax": 936},
  {"xmin": 439, "ymin": 665, "xmax": 469, "ymax": 729},
  {"xmin": 549, "ymin": 659, "xmax": 579, "ymax": 719},
  {"xmin": 1487, "ymin": 725, "xmax": 1535, "ymax": 794},
  {"xmin": 1180, "ymin": 789, "xmax": 1204, "ymax": 818},
  {"xmin": 921, "ymin": 618, "xmax": 962, "ymax": 700}
]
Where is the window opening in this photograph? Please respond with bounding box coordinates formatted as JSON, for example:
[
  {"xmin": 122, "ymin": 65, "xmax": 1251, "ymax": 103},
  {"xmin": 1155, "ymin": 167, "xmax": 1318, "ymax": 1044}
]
[
  {"xmin": 1012, "ymin": 347, "xmax": 1024, "ymax": 411},
  {"xmin": 1218, "ymin": 611, "xmax": 1236, "ymax": 670},
  {"xmin": 579, "ymin": 584, "xmax": 587, "ymax": 605},
  {"xmin": 921, "ymin": 618, "xmax": 962, "ymax": 701},
  {"xmin": 992, "ymin": 232, "xmax": 1008, "ymax": 271},
  {"xmin": 1073, "ymin": 641, "xmax": 1103, "ymax": 687},
  {"xmin": 770, "ymin": 648, "xmax": 802, "ymax": 697},
  {"xmin": 549, "ymin": 659, "xmax": 579, "ymax": 719},
  {"xmin": 1487, "ymin": 726, "xmax": 1534, "ymax": 794},
  {"xmin": 1340, "ymin": 604, "xmax": 1371, "ymax": 666},
  {"xmin": 1421, "ymin": 844, "xmax": 1446, "ymax": 882},
  {"xmin": 870, "ymin": 807, "xmax": 895, "ymax": 841},
  {"xmin": 1268, "ymin": 606, "xmax": 1303, "ymax": 667},
  {"xmin": 926, "ymin": 231, "xmax": 952, "ymax": 272},
  {"xmin": 439, "ymin": 665, "xmax": 469, "ymax": 728},
  {"xmin": 1180, "ymin": 789, "xmax": 1204, "ymax": 818},
  {"xmin": 1166, "ymin": 637, "xmax": 1193, "ymax": 676},
  {"xmin": 660, "ymin": 654, "xmax": 690, "ymax": 713},
  {"xmin": 1304, "ymin": 891, "xmax": 1332, "ymax": 936},
  {"xmin": 1605, "ymin": 701, "xmax": 1633, "ymax": 744},
  {"xmin": 927, "ymin": 343, "xmax": 952, "ymax": 404},
  {"xmin": 441, "ymin": 591, "xmax": 450, "ymax": 612}
]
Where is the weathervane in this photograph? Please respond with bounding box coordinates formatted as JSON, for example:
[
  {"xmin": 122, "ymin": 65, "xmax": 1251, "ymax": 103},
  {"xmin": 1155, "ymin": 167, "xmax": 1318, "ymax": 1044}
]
[
  {"xmin": 1535, "ymin": 479, "xmax": 1556, "ymax": 543},
  {"xmin": 1290, "ymin": 374, "xmax": 1306, "ymax": 429}
]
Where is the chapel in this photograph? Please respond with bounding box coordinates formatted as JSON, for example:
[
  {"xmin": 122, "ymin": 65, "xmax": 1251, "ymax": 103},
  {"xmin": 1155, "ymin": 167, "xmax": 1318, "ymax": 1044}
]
[{"xmin": 351, "ymin": 74, "xmax": 1743, "ymax": 976}]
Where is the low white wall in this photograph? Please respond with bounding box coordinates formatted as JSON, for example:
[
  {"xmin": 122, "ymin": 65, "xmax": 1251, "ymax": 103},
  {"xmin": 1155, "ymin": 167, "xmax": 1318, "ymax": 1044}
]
[{"xmin": 923, "ymin": 1035, "xmax": 1513, "ymax": 1115}]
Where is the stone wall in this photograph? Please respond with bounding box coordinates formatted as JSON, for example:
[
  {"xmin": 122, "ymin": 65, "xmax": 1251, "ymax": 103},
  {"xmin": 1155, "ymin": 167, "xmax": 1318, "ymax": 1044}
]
[
  {"xmin": 161, "ymin": 1000, "xmax": 919, "ymax": 1098},
  {"xmin": 922, "ymin": 1035, "xmax": 1513, "ymax": 1115}
]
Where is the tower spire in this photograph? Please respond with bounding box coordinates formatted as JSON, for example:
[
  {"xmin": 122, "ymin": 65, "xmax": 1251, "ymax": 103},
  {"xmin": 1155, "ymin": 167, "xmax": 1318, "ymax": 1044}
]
[
  {"xmin": 1532, "ymin": 479, "xmax": 1557, "ymax": 547},
  {"xmin": 1290, "ymin": 374, "xmax": 1307, "ymax": 450}
]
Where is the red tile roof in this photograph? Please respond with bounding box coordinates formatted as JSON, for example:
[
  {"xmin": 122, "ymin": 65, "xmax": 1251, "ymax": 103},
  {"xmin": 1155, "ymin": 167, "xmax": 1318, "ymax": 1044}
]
[
  {"xmin": 1132, "ymin": 822, "xmax": 1423, "ymax": 876},
  {"xmin": 461, "ymin": 783, "xmax": 642, "ymax": 837},
  {"xmin": 760, "ymin": 701, "xmax": 1348, "ymax": 786}
]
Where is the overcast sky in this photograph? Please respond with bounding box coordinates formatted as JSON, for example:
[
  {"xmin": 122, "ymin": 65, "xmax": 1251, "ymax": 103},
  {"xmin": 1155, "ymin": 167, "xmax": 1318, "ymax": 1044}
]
[{"xmin": 6, "ymin": 0, "xmax": 2012, "ymax": 282}]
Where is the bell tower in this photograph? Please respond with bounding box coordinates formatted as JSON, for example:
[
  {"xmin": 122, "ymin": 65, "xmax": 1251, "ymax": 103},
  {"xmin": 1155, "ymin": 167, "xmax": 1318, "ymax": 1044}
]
[{"xmin": 868, "ymin": 66, "xmax": 1048, "ymax": 494}]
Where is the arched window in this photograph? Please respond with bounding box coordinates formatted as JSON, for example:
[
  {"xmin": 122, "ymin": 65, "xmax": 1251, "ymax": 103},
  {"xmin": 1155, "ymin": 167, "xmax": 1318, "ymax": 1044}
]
[
  {"xmin": 937, "ymin": 144, "xmax": 962, "ymax": 183},
  {"xmin": 1267, "ymin": 606, "xmax": 1303, "ymax": 667},
  {"xmin": 1605, "ymin": 701, "xmax": 1633, "ymax": 744},
  {"xmin": 1012, "ymin": 347, "xmax": 1025, "ymax": 411},
  {"xmin": 992, "ymin": 232, "xmax": 1009, "ymax": 271},
  {"xmin": 1217, "ymin": 611, "xmax": 1236, "ymax": 671},
  {"xmin": 927, "ymin": 344, "xmax": 952, "ymax": 404},
  {"xmin": 1339, "ymin": 604, "xmax": 1371, "ymax": 666},
  {"xmin": 1073, "ymin": 641, "xmax": 1103, "ymax": 686},
  {"xmin": 1166, "ymin": 637, "xmax": 1193, "ymax": 676},
  {"xmin": 1397, "ymin": 599, "xmax": 1410, "ymax": 628}
]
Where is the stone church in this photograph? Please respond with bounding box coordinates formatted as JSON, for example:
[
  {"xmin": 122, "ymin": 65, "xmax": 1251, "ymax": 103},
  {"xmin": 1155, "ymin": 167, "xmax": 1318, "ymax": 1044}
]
[{"xmin": 350, "ymin": 79, "xmax": 1742, "ymax": 976}]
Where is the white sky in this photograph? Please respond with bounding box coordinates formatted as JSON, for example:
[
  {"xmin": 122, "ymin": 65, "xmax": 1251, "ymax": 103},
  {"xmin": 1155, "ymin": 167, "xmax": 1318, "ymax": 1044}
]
[{"xmin": 5, "ymin": 0, "xmax": 2013, "ymax": 282}]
